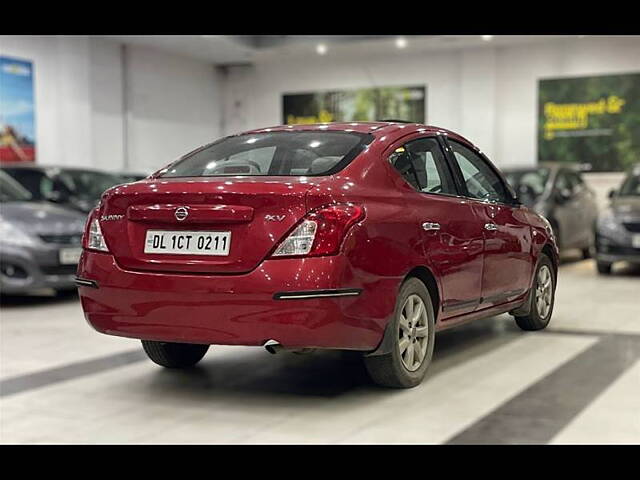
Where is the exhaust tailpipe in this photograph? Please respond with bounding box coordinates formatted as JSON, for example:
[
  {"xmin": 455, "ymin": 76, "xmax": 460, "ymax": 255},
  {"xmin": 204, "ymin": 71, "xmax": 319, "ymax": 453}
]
[{"xmin": 264, "ymin": 339, "xmax": 284, "ymax": 354}]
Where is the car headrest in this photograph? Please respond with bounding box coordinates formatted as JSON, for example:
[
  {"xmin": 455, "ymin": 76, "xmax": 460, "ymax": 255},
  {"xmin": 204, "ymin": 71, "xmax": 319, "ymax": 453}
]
[{"xmin": 309, "ymin": 156, "xmax": 341, "ymax": 174}]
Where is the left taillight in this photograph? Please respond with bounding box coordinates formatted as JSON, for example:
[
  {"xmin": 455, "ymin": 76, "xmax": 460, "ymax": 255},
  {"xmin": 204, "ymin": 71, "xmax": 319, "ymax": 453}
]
[
  {"xmin": 271, "ymin": 203, "xmax": 364, "ymax": 258},
  {"xmin": 83, "ymin": 209, "xmax": 109, "ymax": 252}
]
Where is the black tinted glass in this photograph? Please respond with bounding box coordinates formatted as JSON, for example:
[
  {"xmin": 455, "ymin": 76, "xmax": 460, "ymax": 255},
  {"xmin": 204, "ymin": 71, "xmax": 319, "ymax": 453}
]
[{"xmin": 160, "ymin": 131, "xmax": 370, "ymax": 178}]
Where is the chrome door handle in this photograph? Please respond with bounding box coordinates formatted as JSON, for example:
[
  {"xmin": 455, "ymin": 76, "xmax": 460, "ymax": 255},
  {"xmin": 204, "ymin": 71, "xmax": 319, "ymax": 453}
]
[
  {"xmin": 422, "ymin": 222, "xmax": 441, "ymax": 231},
  {"xmin": 484, "ymin": 223, "xmax": 498, "ymax": 231}
]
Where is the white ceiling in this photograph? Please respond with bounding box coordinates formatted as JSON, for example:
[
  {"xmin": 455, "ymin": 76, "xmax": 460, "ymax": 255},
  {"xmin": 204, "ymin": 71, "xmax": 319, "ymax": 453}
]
[{"xmin": 101, "ymin": 35, "xmax": 580, "ymax": 66}]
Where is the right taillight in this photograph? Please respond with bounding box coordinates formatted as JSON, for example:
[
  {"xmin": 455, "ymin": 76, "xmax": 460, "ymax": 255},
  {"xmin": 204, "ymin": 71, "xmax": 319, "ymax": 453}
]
[
  {"xmin": 83, "ymin": 209, "xmax": 109, "ymax": 252},
  {"xmin": 271, "ymin": 203, "xmax": 364, "ymax": 258}
]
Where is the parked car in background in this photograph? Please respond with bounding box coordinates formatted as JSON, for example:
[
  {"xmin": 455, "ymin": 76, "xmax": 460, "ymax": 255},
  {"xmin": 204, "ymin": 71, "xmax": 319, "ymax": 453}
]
[
  {"xmin": 116, "ymin": 172, "xmax": 148, "ymax": 183},
  {"xmin": 503, "ymin": 163, "xmax": 598, "ymax": 257},
  {"xmin": 0, "ymin": 171, "xmax": 86, "ymax": 294},
  {"xmin": 76, "ymin": 122, "xmax": 559, "ymax": 388},
  {"xmin": 595, "ymin": 163, "xmax": 640, "ymax": 274},
  {"xmin": 1, "ymin": 165, "xmax": 126, "ymax": 214}
]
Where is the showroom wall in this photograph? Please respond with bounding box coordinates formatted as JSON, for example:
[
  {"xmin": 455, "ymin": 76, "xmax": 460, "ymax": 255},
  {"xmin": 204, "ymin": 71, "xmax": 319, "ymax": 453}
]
[
  {"xmin": 223, "ymin": 36, "xmax": 640, "ymax": 169},
  {"xmin": 0, "ymin": 36, "xmax": 222, "ymax": 173}
]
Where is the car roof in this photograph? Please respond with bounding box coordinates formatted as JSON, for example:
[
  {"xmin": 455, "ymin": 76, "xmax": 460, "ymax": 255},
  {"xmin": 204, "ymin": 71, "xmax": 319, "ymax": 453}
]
[
  {"xmin": 1, "ymin": 164, "xmax": 115, "ymax": 174},
  {"xmin": 240, "ymin": 121, "xmax": 476, "ymax": 147}
]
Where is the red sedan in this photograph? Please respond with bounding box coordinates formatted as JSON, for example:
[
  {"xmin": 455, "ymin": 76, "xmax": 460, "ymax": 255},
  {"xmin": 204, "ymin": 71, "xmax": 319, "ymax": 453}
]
[{"xmin": 76, "ymin": 122, "xmax": 558, "ymax": 388}]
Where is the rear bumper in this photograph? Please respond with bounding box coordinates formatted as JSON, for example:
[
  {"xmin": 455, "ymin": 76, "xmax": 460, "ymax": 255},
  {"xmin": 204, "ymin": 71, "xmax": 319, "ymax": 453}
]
[{"xmin": 77, "ymin": 251, "xmax": 399, "ymax": 350}]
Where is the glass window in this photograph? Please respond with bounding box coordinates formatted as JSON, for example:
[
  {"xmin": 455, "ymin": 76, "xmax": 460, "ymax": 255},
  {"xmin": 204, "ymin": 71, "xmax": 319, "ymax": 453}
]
[
  {"xmin": 619, "ymin": 174, "xmax": 640, "ymax": 196},
  {"xmin": 2, "ymin": 169, "xmax": 47, "ymax": 200},
  {"xmin": 504, "ymin": 168, "xmax": 550, "ymax": 205},
  {"xmin": 161, "ymin": 131, "xmax": 371, "ymax": 178},
  {"xmin": 449, "ymin": 141, "xmax": 510, "ymax": 203},
  {"xmin": 0, "ymin": 171, "xmax": 33, "ymax": 202},
  {"xmin": 56, "ymin": 170, "xmax": 123, "ymax": 201},
  {"xmin": 389, "ymin": 137, "xmax": 455, "ymax": 195},
  {"xmin": 555, "ymin": 171, "xmax": 572, "ymax": 192}
]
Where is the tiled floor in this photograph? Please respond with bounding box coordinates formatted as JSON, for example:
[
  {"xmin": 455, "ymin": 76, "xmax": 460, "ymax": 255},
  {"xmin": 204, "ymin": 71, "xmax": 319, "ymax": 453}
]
[{"xmin": 1, "ymin": 255, "xmax": 639, "ymax": 444}]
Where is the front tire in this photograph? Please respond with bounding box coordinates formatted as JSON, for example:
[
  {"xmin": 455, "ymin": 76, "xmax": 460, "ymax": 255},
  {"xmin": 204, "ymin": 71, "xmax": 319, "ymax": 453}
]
[
  {"xmin": 141, "ymin": 340, "xmax": 209, "ymax": 368},
  {"xmin": 515, "ymin": 254, "xmax": 556, "ymax": 331},
  {"xmin": 596, "ymin": 261, "xmax": 612, "ymax": 275},
  {"xmin": 364, "ymin": 278, "xmax": 435, "ymax": 388}
]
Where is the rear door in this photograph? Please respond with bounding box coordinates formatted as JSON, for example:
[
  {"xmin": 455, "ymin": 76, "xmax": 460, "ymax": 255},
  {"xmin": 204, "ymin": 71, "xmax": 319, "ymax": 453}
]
[
  {"xmin": 552, "ymin": 169, "xmax": 583, "ymax": 248},
  {"xmin": 444, "ymin": 139, "xmax": 533, "ymax": 308},
  {"xmin": 567, "ymin": 170, "xmax": 598, "ymax": 247},
  {"xmin": 387, "ymin": 135, "xmax": 484, "ymax": 318}
]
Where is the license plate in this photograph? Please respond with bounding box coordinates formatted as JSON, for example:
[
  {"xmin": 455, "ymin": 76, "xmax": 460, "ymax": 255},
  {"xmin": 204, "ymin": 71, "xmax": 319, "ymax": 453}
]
[
  {"xmin": 144, "ymin": 230, "xmax": 231, "ymax": 256},
  {"xmin": 59, "ymin": 247, "xmax": 82, "ymax": 265},
  {"xmin": 633, "ymin": 235, "xmax": 640, "ymax": 249}
]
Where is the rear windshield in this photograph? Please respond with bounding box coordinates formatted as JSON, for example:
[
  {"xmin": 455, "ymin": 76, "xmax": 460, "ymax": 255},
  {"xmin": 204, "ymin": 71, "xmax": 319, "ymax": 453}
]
[{"xmin": 160, "ymin": 131, "xmax": 372, "ymax": 178}]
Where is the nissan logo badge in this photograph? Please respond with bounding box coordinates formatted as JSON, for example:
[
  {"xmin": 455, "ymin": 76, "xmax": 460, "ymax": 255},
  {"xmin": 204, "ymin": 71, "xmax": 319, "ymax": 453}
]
[{"xmin": 175, "ymin": 207, "xmax": 189, "ymax": 221}]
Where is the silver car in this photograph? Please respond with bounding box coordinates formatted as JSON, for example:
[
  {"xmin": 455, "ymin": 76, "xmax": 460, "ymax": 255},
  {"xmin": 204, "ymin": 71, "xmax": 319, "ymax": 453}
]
[
  {"xmin": 0, "ymin": 171, "xmax": 87, "ymax": 294},
  {"xmin": 595, "ymin": 163, "xmax": 640, "ymax": 274},
  {"xmin": 503, "ymin": 163, "xmax": 599, "ymax": 257}
]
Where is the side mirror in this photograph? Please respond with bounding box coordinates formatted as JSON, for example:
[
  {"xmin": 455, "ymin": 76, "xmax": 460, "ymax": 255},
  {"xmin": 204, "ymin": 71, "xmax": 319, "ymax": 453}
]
[{"xmin": 608, "ymin": 188, "xmax": 617, "ymax": 199}]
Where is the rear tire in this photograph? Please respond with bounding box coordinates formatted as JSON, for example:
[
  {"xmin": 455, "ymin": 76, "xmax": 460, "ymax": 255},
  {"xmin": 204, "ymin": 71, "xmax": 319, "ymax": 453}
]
[
  {"xmin": 141, "ymin": 340, "xmax": 209, "ymax": 368},
  {"xmin": 363, "ymin": 278, "xmax": 435, "ymax": 388},
  {"xmin": 515, "ymin": 254, "xmax": 555, "ymax": 331},
  {"xmin": 596, "ymin": 261, "xmax": 612, "ymax": 275}
]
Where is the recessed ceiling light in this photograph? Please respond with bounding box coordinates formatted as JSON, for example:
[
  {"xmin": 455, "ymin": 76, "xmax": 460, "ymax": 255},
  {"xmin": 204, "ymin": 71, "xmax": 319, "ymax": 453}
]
[
  {"xmin": 316, "ymin": 43, "xmax": 327, "ymax": 55},
  {"xmin": 395, "ymin": 37, "xmax": 408, "ymax": 49},
  {"xmin": 481, "ymin": 35, "xmax": 494, "ymax": 41}
]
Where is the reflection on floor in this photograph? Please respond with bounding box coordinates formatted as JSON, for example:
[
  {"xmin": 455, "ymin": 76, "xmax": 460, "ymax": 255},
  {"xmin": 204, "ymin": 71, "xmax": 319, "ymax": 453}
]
[{"xmin": 1, "ymin": 254, "xmax": 639, "ymax": 444}]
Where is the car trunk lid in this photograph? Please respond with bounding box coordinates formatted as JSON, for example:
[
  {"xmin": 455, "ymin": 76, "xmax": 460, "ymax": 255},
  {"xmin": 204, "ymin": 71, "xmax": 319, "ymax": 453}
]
[{"xmin": 98, "ymin": 177, "xmax": 316, "ymax": 274}]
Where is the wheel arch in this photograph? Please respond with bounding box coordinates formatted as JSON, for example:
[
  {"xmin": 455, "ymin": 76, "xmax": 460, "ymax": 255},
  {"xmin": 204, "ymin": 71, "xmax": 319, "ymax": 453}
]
[
  {"xmin": 403, "ymin": 266, "xmax": 441, "ymax": 322},
  {"xmin": 541, "ymin": 242, "xmax": 558, "ymax": 279},
  {"xmin": 365, "ymin": 264, "xmax": 441, "ymax": 358}
]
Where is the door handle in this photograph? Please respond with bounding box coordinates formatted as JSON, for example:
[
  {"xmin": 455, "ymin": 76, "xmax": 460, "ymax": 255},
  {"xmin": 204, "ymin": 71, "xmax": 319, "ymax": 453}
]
[
  {"xmin": 422, "ymin": 222, "xmax": 441, "ymax": 231},
  {"xmin": 484, "ymin": 223, "xmax": 498, "ymax": 231}
]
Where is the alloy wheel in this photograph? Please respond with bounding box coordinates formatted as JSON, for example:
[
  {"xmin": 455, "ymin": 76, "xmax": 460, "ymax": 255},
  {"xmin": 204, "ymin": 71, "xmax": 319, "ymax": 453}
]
[
  {"xmin": 398, "ymin": 294, "xmax": 429, "ymax": 372},
  {"xmin": 535, "ymin": 265, "xmax": 553, "ymax": 319}
]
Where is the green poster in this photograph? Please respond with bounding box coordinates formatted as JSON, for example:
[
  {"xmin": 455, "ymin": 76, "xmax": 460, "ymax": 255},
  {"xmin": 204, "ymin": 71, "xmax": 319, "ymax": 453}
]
[
  {"xmin": 537, "ymin": 72, "xmax": 640, "ymax": 172},
  {"xmin": 282, "ymin": 85, "xmax": 426, "ymax": 125}
]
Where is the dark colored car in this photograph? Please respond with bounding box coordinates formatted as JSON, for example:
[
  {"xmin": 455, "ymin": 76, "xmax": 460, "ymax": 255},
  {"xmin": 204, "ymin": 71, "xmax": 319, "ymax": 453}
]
[
  {"xmin": 0, "ymin": 171, "xmax": 87, "ymax": 294},
  {"xmin": 503, "ymin": 163, "xmax": 598, "ymax": 257},
  {"xmin": 116, "ymin": 172, "xmax": 148, "ymax": 183},
  {"xmin": 76, "ymin": 122, "xmax": 558, "ymax": 388},
  {"xmin": 2, "ymin": 165, "xmax": 126, "ymax": 213},
  {"xmin": 595, "ymin": 163, "xmax": 640, "ymax": 274}
]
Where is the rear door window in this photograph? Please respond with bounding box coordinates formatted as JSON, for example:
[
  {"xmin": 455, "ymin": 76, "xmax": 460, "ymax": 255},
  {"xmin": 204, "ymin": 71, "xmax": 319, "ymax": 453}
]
[{"xmin": 389, "ymin": 137, "xmax": 456, "ymax": 195}]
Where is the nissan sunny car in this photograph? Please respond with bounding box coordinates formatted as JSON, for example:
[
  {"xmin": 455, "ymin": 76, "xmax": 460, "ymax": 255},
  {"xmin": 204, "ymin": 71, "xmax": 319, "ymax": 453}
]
[{"xmin": 76, "ymin": 122, "xmax": 559, "ymax": 388}]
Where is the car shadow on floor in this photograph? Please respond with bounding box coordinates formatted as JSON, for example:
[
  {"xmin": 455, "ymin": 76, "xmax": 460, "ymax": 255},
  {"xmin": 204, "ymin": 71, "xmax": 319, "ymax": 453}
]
[
  {"xmin": 142, "ymin": 315, "xmax": 523, "ymax": 401},
  {"xmin": 0, "ymin": 289, "xmax": 78, "ymax": 308}
]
